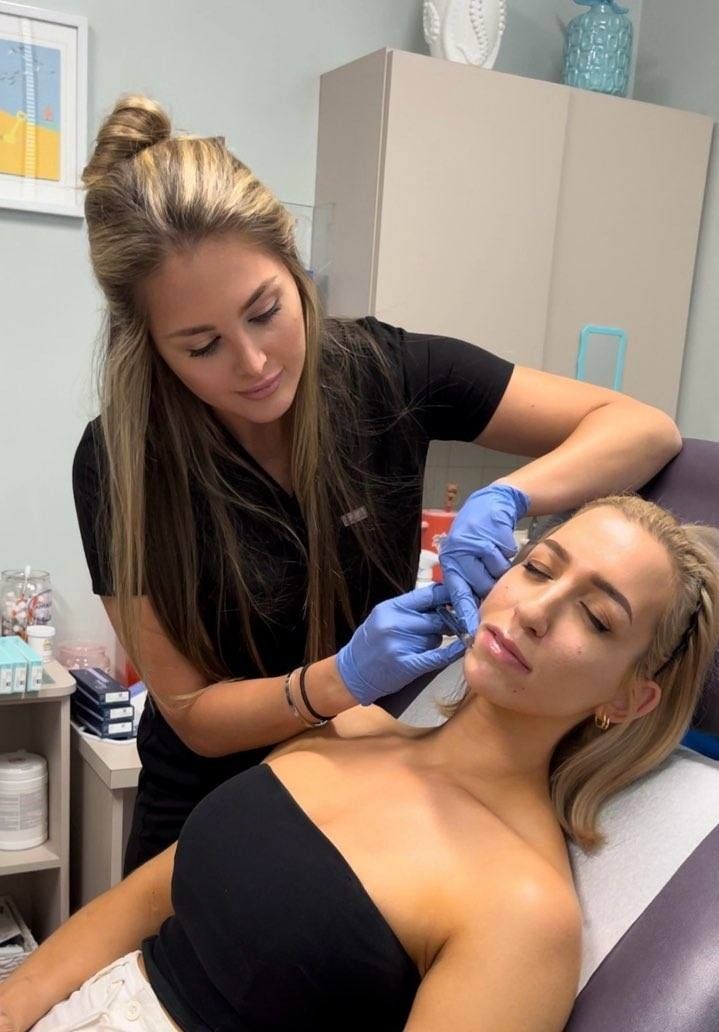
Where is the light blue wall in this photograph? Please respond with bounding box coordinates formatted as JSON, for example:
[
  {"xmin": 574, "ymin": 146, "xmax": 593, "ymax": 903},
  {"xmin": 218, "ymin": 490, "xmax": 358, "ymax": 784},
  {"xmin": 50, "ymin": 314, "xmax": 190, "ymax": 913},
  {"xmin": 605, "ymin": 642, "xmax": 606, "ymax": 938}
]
[
  {"xmin": 634, "ymin": 1, "xmax": 719, "ymax": 441},
  {"xmin": 496, "ymin": 0, "xmax": 643, "ymax": 96},
  {"xmin": 0, "ymin": 0, "xmax": 427, "ymax": 658},
  {"xmin": 1, "ymin": 0, "xmax": 685, "ymax": 665}
]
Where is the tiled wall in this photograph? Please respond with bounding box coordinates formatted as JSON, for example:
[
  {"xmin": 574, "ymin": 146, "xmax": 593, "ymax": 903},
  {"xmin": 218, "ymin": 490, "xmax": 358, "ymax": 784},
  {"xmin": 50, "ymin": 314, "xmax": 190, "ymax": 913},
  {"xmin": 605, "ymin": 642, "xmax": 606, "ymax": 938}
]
[{"xmin": 422, "ymin": 441, "xmax": 529, "ymax": 509}]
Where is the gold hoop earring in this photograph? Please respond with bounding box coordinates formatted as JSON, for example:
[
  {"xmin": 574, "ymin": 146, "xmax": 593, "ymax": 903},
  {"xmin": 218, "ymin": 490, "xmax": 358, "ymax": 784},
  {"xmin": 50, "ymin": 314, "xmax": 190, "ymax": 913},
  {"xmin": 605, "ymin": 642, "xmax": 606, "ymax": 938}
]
[{"xmin": 594, "ymin": 711, "xmax": 611, "ymax": 732}]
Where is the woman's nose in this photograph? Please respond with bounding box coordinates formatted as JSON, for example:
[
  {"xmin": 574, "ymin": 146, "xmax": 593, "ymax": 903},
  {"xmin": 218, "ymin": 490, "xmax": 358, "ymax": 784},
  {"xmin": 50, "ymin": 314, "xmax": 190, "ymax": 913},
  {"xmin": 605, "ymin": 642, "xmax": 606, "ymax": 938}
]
[
  {"xmin": 231, "ymin": 334, "xmax": 267, "ymax": 379},
  {"xmin": 515, "ymin": 593, "xmax": 553, "ymax": 638}
]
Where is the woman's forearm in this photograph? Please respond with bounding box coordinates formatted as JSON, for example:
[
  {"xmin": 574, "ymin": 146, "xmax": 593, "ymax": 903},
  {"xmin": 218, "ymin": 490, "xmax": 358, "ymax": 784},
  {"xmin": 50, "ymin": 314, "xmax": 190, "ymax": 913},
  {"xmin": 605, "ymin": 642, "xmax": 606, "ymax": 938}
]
[
  {"xmin": 168, "ymin": 656, "xmax": 355, "ymax": 758},
  {"xmin": 105, "ymin": 597, "xmax": 357, "ymax": 760},
  {"xmin": 498, "ymin": 399, "xmax": 681, "ymax": 515},
  {"xmin": 0, "ymin": 845, "xmax": 175, "ymax": 1031}
]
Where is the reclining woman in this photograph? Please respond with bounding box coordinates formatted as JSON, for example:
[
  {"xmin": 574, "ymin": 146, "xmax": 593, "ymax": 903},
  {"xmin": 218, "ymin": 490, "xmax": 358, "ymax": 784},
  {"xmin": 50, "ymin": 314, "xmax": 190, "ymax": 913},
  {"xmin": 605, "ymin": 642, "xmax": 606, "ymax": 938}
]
[{"xmin": 2, "ymin": 495, "xmax": 718, "ymax": 1032}]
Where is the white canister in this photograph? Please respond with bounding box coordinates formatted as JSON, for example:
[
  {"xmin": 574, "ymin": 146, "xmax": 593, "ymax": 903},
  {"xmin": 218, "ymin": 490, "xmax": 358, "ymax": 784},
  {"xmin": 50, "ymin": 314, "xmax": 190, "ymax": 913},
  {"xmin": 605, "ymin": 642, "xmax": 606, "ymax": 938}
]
[
  {"xmin": 26, "ymin": 624, "xmax": 55, "ymax": 665},
  {"xmin": 0, "ymin": 751, "xmax": 48, "ymax": 850}
]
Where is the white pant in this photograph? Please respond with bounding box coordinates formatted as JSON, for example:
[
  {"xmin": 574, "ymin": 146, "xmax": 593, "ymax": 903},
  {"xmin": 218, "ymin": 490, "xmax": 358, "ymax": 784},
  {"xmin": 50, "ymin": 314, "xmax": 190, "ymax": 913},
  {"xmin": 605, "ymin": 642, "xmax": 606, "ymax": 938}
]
[{"xmin": 30, "ymin": 951, "xmax": 179, "ymax": 1032}]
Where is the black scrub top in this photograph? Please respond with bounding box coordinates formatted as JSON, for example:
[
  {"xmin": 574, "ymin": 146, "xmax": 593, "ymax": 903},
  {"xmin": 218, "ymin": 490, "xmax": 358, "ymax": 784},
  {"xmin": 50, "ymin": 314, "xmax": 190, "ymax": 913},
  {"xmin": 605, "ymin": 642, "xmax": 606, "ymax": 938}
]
[{"xmin": 72, "ymin": 318, "xmax": 513, "ymax": 807}]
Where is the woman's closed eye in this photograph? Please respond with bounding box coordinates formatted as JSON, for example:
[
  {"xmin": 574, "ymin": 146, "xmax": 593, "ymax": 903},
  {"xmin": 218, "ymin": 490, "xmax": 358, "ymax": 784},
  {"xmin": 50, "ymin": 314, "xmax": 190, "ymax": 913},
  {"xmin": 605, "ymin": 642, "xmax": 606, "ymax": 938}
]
[
  {"xmin": 522, "ymin": 560, "xmax": 551, "ymax": 580},
  {"xmin": 522, "ymin": 561, "xmax": 611, "ymax": 634},
  {"xmin": 189, "ymin": 336, "xmax": 220, "ymax": 359},
  {"xmin": 250, "ymin": 300, "xmax": 281, "ymax": 324},
  {"xmin": 188, "ymin": 302, "xmax": 282, "ymax": 358},
  {"xmin": 580, "ymin": 603, "xmax": 610, "ymax": 634}
]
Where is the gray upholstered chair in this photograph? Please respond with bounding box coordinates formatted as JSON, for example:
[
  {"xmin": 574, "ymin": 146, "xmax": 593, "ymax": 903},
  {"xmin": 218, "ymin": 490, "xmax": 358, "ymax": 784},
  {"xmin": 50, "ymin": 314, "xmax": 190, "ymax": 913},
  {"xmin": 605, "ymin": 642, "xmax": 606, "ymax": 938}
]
[{"xmin": 386, "ymin": 439, "xmax": 719, "ymax": 1031}]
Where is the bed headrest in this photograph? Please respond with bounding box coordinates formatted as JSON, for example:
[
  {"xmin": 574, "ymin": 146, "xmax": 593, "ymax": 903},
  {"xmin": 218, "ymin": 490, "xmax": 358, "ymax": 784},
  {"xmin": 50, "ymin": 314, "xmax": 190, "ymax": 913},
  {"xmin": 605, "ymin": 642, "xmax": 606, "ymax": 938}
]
[{"xmin": 639, "ymin": 438, "xmax": 719, "ymax": 736}]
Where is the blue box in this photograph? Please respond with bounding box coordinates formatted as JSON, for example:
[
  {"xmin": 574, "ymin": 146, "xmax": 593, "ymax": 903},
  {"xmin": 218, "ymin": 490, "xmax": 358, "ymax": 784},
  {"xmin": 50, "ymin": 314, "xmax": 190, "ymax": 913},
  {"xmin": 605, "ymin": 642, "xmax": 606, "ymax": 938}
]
[
  {"xmin": 73, "ymin": 697, "xmax": 134, "ymax": 739},
  {"xmin": 73, "ymin": 685, "xmax": 134, "ymax": 722},
  {"xmin": 69, "ymin": 667, "xmax": 130, "ymax": 705}
]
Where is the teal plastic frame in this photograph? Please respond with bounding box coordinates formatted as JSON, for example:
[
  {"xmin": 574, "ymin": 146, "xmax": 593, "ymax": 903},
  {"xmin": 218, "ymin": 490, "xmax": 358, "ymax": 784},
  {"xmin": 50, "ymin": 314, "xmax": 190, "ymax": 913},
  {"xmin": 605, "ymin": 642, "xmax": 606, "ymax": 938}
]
[{"xmin": 576, "ymin": 324, "xmax": 628, "ymax": 391}]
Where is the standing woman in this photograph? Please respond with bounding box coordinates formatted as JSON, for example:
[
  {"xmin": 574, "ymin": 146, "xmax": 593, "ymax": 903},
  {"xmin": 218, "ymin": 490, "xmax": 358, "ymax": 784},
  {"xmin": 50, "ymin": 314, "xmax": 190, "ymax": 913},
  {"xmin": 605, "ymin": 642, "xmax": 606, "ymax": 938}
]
[{"xmin": 73, "ymin": 95, "xmax": 681, "ymax": 873}]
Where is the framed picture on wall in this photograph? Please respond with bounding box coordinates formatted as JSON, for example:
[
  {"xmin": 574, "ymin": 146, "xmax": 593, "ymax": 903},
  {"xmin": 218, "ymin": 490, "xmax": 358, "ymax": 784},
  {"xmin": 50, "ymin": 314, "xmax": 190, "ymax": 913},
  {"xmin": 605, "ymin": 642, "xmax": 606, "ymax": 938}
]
[{"xmin": 0, "ymin": 2, "xmax": 87, "ymax": 217}]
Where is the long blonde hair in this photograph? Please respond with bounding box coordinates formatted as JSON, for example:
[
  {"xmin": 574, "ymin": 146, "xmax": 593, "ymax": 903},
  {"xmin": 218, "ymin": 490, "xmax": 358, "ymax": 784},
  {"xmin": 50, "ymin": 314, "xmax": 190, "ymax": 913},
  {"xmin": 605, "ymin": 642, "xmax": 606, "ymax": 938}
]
[
  {"xmin": 82, "ymin": 95, "xmax": 413, "ymax": 681},
  {"xmin": 546, "ymin": 496, "xmax": 719, "ymax": 849}
]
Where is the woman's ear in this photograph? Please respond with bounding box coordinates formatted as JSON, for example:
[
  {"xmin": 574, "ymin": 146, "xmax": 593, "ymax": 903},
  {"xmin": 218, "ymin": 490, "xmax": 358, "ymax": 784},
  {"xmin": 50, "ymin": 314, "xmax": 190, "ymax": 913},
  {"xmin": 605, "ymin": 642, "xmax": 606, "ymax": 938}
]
[{"xmin": 606, "ymin": 678, "xmax": 661, "ymax": 725}]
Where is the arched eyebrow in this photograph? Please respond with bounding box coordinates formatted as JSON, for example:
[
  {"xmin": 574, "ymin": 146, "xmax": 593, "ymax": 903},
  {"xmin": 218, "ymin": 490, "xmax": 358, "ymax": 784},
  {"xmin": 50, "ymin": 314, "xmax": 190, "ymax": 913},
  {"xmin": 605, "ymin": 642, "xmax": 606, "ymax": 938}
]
[
  {"xmin": 165, "ymin": 277, "xmax": 278, "ymax": 339},
  {"xmin": 541, "ymin": 538, "xmax": 633, "ymax": 623}
]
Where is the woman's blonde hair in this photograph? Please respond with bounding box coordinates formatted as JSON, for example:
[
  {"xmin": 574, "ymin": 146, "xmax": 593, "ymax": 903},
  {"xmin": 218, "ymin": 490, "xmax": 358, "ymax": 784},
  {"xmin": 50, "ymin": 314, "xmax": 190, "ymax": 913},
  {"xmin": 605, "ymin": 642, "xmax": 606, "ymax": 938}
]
[
  {"xmin": 82, "ymin": 95, "xmax": 413, "ymax": 682},
  {"xmin": 543, "ymin": 495, "xmax": 719, "ymax": 850}
]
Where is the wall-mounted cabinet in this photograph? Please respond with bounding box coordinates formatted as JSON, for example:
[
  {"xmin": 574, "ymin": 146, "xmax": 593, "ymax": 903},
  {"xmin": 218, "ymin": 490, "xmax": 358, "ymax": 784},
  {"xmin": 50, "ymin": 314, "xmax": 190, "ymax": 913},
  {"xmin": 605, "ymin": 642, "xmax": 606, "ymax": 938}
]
[{"xmin": 314, "ymin": 48, "xmax": 713, "ymax": 417}]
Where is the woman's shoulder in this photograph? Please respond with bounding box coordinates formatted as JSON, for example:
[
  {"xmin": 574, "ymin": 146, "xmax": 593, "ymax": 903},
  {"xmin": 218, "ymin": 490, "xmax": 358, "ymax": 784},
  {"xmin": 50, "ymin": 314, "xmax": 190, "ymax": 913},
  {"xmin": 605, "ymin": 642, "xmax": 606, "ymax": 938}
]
[
  {"xmin": 435, "ymin": 805, "xmax": 581, "ymax": 977},
  {"xmin": 432, "ymin": 781, "xmax": 580, "ymax": 925},
  {"xmin": 415, "ymin": 839, "xmax": 581, "ymax": 1031},
  {"xmin": 73, "ymin": 416, "xmax": 104, "ymax": 468}
]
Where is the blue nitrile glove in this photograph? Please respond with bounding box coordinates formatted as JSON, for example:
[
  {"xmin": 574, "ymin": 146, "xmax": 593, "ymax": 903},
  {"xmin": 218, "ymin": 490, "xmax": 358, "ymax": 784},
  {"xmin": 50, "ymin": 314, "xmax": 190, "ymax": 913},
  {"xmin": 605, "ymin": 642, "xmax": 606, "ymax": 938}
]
[
  {"xmin": 336, "ymin": 583, "xmax": 466, "ymax": 706},
  {"xmin": 439, "ymin": 483, "xmax": 531, "ymax": 637}
]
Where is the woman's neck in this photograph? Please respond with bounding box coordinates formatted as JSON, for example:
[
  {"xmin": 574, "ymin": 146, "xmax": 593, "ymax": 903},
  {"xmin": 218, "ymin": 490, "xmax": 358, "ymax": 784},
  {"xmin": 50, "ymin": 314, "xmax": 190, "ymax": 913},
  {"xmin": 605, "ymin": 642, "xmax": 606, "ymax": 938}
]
[
  {"xmin": 218, "ymin": 411, "xmax": 293, "ymax": 492},
  {"xmin": 412, "ymin": 693, "xmax": 571, "ymax": 806}
]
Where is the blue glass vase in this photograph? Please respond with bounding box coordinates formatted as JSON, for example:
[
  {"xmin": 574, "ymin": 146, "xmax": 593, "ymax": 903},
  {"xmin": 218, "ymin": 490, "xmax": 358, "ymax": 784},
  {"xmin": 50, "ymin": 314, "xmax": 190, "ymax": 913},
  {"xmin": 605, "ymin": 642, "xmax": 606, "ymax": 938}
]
[{"xmin": 563, "ymin": 0, "xmax": 633, "ymax": 98}]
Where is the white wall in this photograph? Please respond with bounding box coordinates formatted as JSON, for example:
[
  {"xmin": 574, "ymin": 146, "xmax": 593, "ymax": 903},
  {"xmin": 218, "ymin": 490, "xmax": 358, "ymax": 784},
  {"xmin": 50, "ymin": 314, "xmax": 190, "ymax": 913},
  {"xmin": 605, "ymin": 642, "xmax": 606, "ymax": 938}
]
[{"xmin": 634, "ymin": 0, "xmax": 719, "ymax": 441}]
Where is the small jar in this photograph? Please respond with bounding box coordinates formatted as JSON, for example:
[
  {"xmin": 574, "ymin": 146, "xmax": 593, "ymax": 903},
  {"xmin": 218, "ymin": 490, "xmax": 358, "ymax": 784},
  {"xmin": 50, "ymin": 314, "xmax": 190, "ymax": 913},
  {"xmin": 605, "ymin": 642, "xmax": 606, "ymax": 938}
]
[
  {"xmin": 56, "ymin": 642, "xmax": 111, "ymax": 674},
  {"xmin": 1, "ymin": 569, "xmax": 52, "ymax": 639},
  {"xmin": 26, "ymin": 624, "xmax": 55, "ymax": 665},
  {"xmin": 0, "ymin": 751, "xmax": 48, "ymax": 851}
]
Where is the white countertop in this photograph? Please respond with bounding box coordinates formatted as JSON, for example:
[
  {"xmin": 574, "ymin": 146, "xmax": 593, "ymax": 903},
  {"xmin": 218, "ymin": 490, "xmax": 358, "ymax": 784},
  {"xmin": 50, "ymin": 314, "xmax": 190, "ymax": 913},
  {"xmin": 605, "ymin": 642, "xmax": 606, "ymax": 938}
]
[{"xmin": 71, "ymin": 722, "xmax": 140, "ymax": 790}]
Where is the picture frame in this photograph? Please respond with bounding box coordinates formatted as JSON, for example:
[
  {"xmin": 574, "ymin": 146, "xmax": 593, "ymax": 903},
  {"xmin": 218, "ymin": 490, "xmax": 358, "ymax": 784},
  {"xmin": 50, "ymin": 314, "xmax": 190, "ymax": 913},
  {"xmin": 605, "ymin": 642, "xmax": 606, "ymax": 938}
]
[{"xmin": 0, "ymin": 2, "xmax": 87, "ymax": 217}]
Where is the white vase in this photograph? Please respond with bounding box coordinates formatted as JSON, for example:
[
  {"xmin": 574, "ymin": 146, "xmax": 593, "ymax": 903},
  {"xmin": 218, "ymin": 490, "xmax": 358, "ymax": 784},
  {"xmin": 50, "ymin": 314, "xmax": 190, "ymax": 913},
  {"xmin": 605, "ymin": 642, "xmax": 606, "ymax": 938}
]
[{"xmin": 422, "ymin": 0, "xmax": 507, "ymax": 69}]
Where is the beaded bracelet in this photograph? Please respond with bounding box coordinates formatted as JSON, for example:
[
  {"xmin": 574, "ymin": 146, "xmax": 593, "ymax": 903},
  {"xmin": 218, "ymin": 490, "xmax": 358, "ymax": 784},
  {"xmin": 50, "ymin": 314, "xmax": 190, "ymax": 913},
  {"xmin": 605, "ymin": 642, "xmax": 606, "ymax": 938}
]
[{"xmin": 283, "ymin": 667, "xmax": 327, "ymax": 728}]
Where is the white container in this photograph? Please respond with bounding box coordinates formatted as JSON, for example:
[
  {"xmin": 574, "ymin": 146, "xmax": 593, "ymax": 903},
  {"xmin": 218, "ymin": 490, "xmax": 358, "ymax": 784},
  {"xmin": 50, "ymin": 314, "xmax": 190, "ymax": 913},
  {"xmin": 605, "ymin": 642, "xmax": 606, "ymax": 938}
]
[
  {"xmin": 0, "ymin": 752, "xmax": 48, "ymax": 851},
  {"xmin": 26, "ymin": 624, "xmax": 55, "ymax": 665}
]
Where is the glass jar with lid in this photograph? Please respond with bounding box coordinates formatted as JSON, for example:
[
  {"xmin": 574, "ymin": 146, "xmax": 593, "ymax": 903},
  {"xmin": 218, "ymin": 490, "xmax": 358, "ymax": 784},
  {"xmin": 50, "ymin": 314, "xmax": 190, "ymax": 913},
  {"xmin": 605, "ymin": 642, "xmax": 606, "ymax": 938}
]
[
  {"xmin": 1, "ymin": 569, "xmax": 52, "ymax": 639},
  {"xmin": 56, "ymin": 642, "xmax": 111, "ymax": 674}
]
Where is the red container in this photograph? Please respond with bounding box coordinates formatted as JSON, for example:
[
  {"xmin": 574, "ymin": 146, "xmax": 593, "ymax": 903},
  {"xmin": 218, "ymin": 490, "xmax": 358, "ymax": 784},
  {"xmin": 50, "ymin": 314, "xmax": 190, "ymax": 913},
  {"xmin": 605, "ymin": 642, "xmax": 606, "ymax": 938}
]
[{"xmin": 421, "ymin": 509, "xmax": 456, "ymax": 582}]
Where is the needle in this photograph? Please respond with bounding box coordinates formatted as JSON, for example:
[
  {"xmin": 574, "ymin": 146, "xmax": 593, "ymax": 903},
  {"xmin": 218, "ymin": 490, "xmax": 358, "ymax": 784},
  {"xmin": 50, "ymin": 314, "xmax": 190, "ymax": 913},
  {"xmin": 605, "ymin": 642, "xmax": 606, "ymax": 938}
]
[{"xmin": 436, "ymin": 604, "xmax": 475, "ymax": 649}]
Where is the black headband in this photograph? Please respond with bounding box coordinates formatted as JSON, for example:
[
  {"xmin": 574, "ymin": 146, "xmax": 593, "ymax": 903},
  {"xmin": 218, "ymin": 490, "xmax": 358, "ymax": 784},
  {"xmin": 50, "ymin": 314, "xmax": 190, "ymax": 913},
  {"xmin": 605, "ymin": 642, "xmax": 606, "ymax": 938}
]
[{"xmin": 654, "ymin": 591, "xmax": 703, "ymax": 678}]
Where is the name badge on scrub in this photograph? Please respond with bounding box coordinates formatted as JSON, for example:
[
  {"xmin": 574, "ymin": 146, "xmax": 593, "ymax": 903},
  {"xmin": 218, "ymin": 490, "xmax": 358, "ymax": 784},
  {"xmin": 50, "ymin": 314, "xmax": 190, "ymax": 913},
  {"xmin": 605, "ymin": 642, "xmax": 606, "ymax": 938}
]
[{"xmin": 340, "ymin": 507, "xmax": 369, "ymax": 527}]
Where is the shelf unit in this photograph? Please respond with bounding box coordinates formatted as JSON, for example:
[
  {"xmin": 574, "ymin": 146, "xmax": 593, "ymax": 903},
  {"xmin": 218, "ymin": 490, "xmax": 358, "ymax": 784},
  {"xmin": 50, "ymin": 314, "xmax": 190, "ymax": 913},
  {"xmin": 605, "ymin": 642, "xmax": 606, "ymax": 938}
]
[{"xmin": 0, "ymin": 661, "xmax": 75, "ymax": 941}]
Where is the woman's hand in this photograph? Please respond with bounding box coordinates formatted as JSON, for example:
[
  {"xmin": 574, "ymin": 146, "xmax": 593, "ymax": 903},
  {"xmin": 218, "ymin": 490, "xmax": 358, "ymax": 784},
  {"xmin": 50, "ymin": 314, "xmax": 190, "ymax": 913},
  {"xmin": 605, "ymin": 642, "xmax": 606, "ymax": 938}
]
[
  {"xmin": 336, "ymin": 584, "xmax": 465, "ymax": 705},
  {"xmin": 439, "ymin": 483, "xmax": 530, "ymax": 636}
]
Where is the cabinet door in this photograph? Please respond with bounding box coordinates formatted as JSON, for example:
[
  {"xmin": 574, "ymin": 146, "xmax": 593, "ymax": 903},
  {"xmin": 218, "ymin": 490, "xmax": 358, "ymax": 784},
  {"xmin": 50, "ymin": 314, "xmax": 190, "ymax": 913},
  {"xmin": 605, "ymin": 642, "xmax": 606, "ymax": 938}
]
[
  {"xmin": 543, "ymin": 90, "xmax": 712, "ymax": 414},
  {"xmin": 373, "ymin": 50, "xmax": 569, "ymax": 367},
  {"xmin": 315, "ymin": 49, "xmax": 390, "ymax": 319}
]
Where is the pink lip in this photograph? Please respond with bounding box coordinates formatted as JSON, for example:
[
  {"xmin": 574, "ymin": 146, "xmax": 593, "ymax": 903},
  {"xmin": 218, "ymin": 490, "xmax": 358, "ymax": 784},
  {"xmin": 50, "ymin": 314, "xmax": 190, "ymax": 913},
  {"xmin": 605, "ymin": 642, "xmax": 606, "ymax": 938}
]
[
  {"xmin": 481, "ymin": 625, "xmax": 532, "ymax": 672},
  {"xmin": 236, "ymin": 371, "xmax": 282, "ymax": 399}
]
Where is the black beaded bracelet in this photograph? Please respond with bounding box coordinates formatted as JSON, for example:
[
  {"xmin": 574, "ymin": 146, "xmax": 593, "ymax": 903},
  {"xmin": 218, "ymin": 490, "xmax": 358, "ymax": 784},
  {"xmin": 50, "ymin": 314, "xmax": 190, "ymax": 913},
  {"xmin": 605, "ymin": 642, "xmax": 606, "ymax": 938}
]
[{"xmin": 299, "ymin": 664, "xmax": 333, "ymax": 724}]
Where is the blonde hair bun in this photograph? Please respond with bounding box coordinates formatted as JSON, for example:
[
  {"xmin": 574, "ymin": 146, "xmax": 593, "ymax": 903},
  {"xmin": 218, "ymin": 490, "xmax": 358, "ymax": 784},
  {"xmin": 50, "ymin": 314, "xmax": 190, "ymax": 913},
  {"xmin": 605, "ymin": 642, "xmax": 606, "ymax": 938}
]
[{"xmin": 83, "ymin": 95, "xmax": 172, "ymax": 187}]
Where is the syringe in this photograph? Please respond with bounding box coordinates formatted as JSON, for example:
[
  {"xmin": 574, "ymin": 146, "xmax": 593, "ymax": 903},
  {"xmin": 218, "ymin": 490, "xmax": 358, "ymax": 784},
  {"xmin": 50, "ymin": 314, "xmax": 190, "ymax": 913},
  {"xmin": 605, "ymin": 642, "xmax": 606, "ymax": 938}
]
[{"xmin": 436, "ymin": 604, "xmax": 475, "ymax": 650}]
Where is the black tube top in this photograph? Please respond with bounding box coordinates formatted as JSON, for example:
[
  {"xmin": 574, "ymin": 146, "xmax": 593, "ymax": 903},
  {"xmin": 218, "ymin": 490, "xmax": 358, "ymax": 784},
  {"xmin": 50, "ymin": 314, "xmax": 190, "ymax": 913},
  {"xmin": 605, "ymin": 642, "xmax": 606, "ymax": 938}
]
[{"xmin": 142, "ymin": 763, "xmax": 420, "ymax": 1031}]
